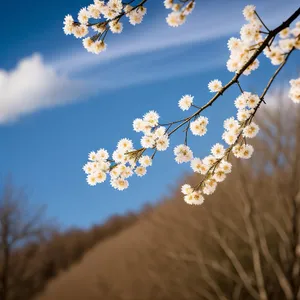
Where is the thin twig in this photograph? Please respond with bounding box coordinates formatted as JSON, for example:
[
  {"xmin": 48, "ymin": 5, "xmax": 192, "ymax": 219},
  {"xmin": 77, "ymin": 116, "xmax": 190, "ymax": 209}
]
[{"xmin": 255, "ymin": 11, "xmax": 270, "ymax": 32}]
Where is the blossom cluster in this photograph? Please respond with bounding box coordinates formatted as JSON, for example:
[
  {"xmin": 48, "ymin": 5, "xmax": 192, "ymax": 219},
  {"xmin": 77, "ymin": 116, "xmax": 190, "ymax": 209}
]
[
  {"xmin": 182, "ymin": 91, "xmax": 260, "ymax": 205},
  {"xmin": 63, "ymin": 0, "xmax": 198, "ymax": 54},
  {"xmin": 289, "ymin": 77, "xmax": 300, "ymax": 103},
  {"xmin": 83, "ymin": 110, "xmax": 172, "ymax": 190},
  {"xmin": 63, "ymin": 0, "xmax": 147, "ymax": 54},
  {"xmin": 164, "ymin": 0, "xmax": 195, "ymax": 27},
  {"xmin": 264, "ymin": 22, "xmax": 300, "ymax": 65},
  {"xmin": 83, "ymin": 140, "xmax": 153, "ymax": 190},
  {"xmin": 174, "ymin": 145, "xmax": 193, "ymax": 164},
  {"xmin": 226, "ymin": 5, "xmax": 300, "ymax": 75},
  {"xmin": 190, "ymin": 116, "xmax": 209, "ymax": 136},
  {"xmin": 83, "ymin": 88, "xmax": 211, "ymax": 191},
  {"xmin": 134, "ymin": 111, "xmax": 170, "ymax": 151},
  {"xmin": 226, "ymin": 5, "xmax": 262, "ymax": 75},
  {"xmin": 84, "ymin": 95, "xmax": 210, "ymax": 190}
]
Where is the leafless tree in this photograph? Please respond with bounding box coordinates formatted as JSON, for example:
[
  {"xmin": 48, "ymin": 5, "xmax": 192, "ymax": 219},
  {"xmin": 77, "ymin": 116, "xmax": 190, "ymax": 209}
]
[
  {"xmin": 0, "ymin": 178, "xmax": 53, "ymax": 300},
  {"xmin": 167, "ymin": 91, "xmax": 300, "ymax": 300}
]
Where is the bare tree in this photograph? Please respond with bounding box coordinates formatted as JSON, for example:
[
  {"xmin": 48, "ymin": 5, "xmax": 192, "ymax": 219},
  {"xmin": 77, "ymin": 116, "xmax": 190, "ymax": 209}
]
[
  {"xmin": 0, "ymin": 178, "xmax": 53, "ymax": 300},
  {"xmin": 166, "ymin": 91, "xmax": 300, "ymax": 300}
]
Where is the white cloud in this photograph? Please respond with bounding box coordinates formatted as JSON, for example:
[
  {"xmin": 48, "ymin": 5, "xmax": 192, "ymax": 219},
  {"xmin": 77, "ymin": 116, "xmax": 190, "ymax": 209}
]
[
  {"xmin": 0, "ymin": 47, "xmax": 223, "ymax": 124},
  {"xmin": 0, "ymin": 54, "xmax": 92, "ymax": 124}
]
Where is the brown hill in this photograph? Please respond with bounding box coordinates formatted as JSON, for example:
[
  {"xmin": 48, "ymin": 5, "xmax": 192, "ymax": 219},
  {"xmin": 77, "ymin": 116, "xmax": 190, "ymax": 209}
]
[{"xmin": 0, "ymin": 190, "xmax": 146, "ymax": 300}]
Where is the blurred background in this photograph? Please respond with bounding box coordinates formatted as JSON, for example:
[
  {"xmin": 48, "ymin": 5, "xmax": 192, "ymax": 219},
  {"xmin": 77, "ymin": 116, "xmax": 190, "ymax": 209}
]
[{"xmin": 1, "ymin": 0, "xmax": 300, "ymax": 299}]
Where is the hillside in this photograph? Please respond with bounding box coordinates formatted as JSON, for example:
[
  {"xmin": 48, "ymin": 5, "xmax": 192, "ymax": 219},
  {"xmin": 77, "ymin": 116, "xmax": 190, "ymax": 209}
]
[
  {"xmin": 35, "ymin": 172, "xmax": 297, "ymax": 299},
  {"xmin": 0, "ymin": 200, "xmax": 146, "ymax": 300}
]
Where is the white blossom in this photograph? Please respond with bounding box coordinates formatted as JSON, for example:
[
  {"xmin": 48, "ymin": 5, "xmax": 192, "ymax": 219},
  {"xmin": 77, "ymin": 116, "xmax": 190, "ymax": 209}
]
[
  {"xmin": 190, "ymin": 116, "xmax": 208, "ymax": 136},
  {"xmin": 191, "ymin": 158, "xmax": 208, "ymax": 174},
  {"xmin": 87, "ymin": 174, "xmax": 97, "ymax": 186},
  {"xmin": 243, "ymin": 5, "xmax": 256, "ymax": 22},
  {"xmin": 135, "ymin": 166, "xmax": 147, "ymax": 177},
  {"xmin": 211, "ymin": 143, "xmax": 226, "ymax": 159},
  {"xmin": 243, "ymin": 123, "xmax": 260, "ymax": 138},
  {"xmin": 117, "ymin": 138, "xmax": 133, "ymax": 152},
  {"xmin": 184, "ymin": 191, "xmax": 204, "ymax": 205},
  {"xmin": 141, "ymin": 135, "xmax": 156, "ymax": 148},
  {"xmin": 178, "ymin": 95, "xmax": 193, "ymax": 111},
  {"xmin": 208, "ymin": 79, "xmax": 222, "ymax": 92},
  {"xmin": 174, "ymin": 144, "xmax": 193, "ymax": 163},
  {"xmin": 289, "ymin": 77, "xmax": 300, "ymax": 103},
  {"xmin": 143, "ymin": 111, "xmax": 159, "ymax": 127},
  {"xmin": 181, "ymin": 184, "xmax": 193, "ymax": 195},
  {"xmin": 156, "ymin": 135, "xmax": 170, "ymax": 151},
  {"xmin": 78, "ymin": 7, "xmax": 90, "ymax": 25}
]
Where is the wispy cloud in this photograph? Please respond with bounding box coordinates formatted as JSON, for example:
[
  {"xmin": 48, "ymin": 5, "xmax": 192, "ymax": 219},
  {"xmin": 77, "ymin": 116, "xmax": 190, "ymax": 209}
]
[
  {"xmin": 0, "ymin": 46, "xmax": 223, "ymax": 124},
  {"xmin": 87, "ymin": 46, "xmax": 227, "ymax": 91},
  {"xmin": 0, "ymin": 54, "xmax": 92, "ymax": 124}
]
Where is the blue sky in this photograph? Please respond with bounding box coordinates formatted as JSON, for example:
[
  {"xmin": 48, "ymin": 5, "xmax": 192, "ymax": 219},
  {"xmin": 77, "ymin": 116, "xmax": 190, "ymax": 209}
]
[{"xmin": 1, "ymin": 0, "xmax": 299, "ymax": 229}]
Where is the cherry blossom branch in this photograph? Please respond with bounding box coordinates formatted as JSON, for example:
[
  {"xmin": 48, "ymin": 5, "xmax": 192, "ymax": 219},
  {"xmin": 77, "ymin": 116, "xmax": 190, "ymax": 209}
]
[
  {"xmin": 63, "ymin": 0, "xmax": 197, "ymax": 53},
  {"xmin": 167, "ymin": 8, "xmax": 300, "ymax": 137},
  {"xmin": 188, "ymin": 43, "xmax": 297, "ymax": 198},
  {"xmin": 63, "ymin": 0, "xmax": 149, "ymax": 54},
  {"xmin": 80, "ymin": 3, "xmax": 300, "ymax": 204}
]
